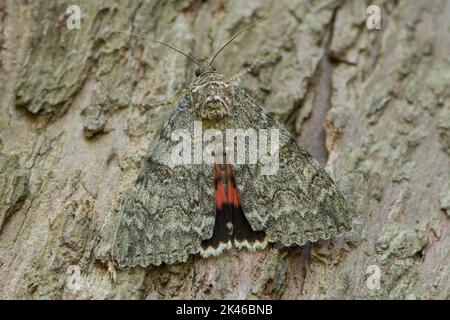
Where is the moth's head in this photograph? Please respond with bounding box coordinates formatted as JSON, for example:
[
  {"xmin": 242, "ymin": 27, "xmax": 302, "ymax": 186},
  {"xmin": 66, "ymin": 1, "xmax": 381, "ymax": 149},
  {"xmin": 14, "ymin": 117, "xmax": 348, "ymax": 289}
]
[
  {"xmin": 190, "ymin": 72, "xmax": 233, "ymax": 121},
  {"xmin": 195, "ymin": 60, "xmax": 217, "ymax": 77}
]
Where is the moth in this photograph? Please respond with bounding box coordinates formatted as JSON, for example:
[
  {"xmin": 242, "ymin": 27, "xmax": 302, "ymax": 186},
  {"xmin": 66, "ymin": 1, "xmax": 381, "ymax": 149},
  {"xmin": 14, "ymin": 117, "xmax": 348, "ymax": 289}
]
[{"xmin": 113, "ymin": 22, "xmax": 351, "ymax": 268}]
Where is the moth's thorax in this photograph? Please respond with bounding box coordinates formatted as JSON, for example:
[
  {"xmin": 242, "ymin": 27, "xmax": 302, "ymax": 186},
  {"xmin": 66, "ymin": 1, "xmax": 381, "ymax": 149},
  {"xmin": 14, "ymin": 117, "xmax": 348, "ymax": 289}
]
[{"xmin": 190, "ymin": 72, "xmax": 234, "ymax": 121}]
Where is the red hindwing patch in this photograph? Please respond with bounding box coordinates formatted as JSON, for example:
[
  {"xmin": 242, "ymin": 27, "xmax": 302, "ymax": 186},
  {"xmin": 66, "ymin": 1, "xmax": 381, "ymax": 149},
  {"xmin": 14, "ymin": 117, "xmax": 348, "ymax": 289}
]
[
  {"xmin": 214, "ymin": 164, "xmax": 241, "ymax": 209},
  {"xmin": 214, "ymin": 164, "xmax": 226, "ymax": 209}
]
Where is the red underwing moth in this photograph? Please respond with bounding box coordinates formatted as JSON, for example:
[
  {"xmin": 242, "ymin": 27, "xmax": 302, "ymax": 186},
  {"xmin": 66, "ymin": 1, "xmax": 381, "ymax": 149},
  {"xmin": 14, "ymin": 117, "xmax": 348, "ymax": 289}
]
[{"xmin": 112, "ymin": 22, "xmax": 351, "ymax": 268}]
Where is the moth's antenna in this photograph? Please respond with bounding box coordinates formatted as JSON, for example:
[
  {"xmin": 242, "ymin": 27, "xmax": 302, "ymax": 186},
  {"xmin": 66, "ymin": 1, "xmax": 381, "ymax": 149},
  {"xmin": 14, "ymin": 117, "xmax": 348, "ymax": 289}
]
[
  {"xmin": 209, "ymin": 17, "xmax": 266, "ymax": 65},
  {"xmin": 110, "ymin": 30, "xmax": 200, "ymax": 66}
]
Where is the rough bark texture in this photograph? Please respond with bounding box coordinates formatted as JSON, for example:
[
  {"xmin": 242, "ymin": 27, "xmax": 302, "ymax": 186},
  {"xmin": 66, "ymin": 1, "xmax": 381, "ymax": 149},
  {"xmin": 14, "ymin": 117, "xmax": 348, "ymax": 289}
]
[{"xmin": 0, "ymin": 0, "xmax": 449, "ymax": 299}]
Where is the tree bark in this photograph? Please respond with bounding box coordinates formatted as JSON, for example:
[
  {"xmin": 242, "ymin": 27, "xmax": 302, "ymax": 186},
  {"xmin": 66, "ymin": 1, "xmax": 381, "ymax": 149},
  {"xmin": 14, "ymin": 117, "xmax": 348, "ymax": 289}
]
[{"xmin": 0, "ymin": 0, "xmax": 449, "ymax": 299}]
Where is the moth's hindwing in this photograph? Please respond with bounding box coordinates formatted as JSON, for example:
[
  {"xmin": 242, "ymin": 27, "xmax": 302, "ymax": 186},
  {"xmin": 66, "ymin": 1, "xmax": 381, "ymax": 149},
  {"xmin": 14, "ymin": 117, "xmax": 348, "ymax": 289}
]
[{"xmin": 200, "ymin": 164, "xmax": 267, "ymax": 258}]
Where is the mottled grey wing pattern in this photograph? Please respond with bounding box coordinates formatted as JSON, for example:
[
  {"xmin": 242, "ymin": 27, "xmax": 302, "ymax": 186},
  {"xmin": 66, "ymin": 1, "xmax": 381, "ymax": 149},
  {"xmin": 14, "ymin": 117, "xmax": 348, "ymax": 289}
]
[
  {"xmin": 113, "ymin": 94, "xmax": 215, "ymax": 268},
  {"xmin": 231, "ymin": 86, "xmax": 352, "ymax": 246}
]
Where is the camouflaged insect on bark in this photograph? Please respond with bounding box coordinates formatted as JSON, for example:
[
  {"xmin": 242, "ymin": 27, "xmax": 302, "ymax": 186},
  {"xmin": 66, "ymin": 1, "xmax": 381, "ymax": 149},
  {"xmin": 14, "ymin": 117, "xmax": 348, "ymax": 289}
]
[{"xmin": 113, "ymin": 62, "xmax": 351, "ymax": 268}]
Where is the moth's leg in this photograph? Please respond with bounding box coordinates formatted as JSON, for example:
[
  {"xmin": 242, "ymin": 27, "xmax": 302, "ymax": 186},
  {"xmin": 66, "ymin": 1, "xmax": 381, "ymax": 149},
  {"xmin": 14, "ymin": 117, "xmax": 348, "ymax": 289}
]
[{"xmin": 144, "ymin": 88, "xmax": 188, "ymax": 110}]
